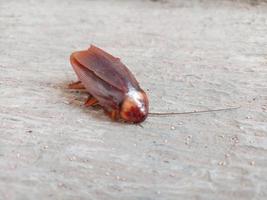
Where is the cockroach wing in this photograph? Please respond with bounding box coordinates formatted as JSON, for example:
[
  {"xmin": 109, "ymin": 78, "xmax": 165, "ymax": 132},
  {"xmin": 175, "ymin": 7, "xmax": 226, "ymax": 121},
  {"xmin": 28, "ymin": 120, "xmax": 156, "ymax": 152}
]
[
  {"xmin": 73, "ymin": 45, "xmax": 140, "ymax": 92},
  {"xmin": 71, "ymin": 55, "xmax": 125, "ymax": 109}
]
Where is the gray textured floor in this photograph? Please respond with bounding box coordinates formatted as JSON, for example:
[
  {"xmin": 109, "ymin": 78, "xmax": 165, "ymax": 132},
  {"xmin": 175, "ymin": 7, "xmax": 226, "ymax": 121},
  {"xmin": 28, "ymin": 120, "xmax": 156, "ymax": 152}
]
[{"xmin": 0, "ymin": 0, "xmax": 267, "ymax": 199}]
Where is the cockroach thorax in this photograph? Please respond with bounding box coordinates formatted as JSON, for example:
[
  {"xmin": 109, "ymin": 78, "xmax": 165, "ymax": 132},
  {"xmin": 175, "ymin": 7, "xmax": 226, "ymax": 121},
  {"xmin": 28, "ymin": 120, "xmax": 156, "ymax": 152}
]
[{"xmin": 120, "ymin": 89, "xmax": 149, "ymax": 123}]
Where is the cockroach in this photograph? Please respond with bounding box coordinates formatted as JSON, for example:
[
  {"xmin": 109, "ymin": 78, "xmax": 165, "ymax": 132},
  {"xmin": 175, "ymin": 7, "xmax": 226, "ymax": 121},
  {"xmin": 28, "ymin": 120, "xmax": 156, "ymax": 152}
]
[
  {"xmin": 69, "ymin": 45, "xmax": 239, "ymax": 123},
  {"xmin": 69, "ymin": 45, "xmax": 149, "ymax": 123}
]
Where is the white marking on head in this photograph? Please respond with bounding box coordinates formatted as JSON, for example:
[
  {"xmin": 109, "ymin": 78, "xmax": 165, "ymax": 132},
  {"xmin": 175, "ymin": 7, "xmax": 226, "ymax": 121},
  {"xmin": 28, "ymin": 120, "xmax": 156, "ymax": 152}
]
[{"xmin": 127, "ymin": 88, "xmax": 146, "ymax": 112}]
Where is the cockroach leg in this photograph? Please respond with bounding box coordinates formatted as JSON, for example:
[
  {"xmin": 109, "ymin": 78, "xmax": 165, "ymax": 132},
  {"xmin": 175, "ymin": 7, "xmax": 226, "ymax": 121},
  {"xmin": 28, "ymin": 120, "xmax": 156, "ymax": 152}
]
[
  {"xmin": 111, "ymin": 111, "xmax": 118, "ymax": 120},
  {"xmin": 84, "ymin": 97, "xmax": 98, "ymax": 107},
  {"xmin": 137, "ymin": 123, "xmax": 144, "ymax": 128},
  {"xmin": 105, "ymin": 110, "xmax": 119, "ymax": 121},
  {"xmin": 68, "ymin": 81, "xmax": 85, "ymax": 89}
]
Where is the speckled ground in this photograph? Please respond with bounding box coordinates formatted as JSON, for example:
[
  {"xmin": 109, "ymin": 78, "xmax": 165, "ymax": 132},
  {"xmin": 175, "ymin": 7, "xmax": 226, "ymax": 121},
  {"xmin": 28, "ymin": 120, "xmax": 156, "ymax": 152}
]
[{"xmin": 0, "ymin": 0, "xmax": 267, "ymax": 199}]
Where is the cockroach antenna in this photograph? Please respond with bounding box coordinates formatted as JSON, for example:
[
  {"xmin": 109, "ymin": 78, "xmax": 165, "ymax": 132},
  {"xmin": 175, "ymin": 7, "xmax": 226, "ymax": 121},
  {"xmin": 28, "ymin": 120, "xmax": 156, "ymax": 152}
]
[{"xmin": 149, "ymin": 106, "xmax": 240, "ymax": 116}]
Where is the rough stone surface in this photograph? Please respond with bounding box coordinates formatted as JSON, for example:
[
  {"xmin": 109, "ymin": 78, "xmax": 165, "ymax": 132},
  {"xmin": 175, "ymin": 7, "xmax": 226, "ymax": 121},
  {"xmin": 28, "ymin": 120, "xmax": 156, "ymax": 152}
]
[{"xmin": 0, "ymin": 0, "xmax": 267, "ymax": 199}]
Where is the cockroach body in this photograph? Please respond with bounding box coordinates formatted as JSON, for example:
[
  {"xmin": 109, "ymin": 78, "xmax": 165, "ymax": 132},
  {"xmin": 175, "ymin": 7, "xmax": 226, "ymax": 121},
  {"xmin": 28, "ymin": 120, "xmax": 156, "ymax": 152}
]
[{"xmin": 69, "ymin": 45, "xmax": 149, "ymax": 123}]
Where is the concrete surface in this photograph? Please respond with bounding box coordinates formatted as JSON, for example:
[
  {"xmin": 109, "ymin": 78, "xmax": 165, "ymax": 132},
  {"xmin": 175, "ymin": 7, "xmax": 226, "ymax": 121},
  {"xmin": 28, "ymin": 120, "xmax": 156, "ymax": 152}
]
[{"xmin": 0, "ymin": 0, "xmax": 267, "ymax": 199}]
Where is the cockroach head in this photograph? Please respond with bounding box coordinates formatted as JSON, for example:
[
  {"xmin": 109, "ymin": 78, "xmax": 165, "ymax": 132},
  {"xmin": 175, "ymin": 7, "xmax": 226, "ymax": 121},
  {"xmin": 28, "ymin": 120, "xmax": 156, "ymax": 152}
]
[{"xmin": 120, "ymin": 89, "xmax": 149, "ymax": 123}]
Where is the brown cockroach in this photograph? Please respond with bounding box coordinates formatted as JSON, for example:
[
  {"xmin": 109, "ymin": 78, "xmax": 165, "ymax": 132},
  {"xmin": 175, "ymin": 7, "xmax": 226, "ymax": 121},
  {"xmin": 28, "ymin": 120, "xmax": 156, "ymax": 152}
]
[
  {"xmin": 69, "ymin": 45, "xmax": 149, "ymax": 123},
  {"xmin": 69, "ymin": 45, "xmax": 239, "ymax": 123}
]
